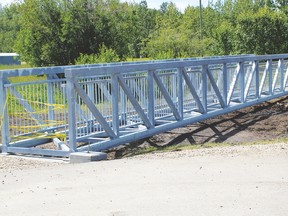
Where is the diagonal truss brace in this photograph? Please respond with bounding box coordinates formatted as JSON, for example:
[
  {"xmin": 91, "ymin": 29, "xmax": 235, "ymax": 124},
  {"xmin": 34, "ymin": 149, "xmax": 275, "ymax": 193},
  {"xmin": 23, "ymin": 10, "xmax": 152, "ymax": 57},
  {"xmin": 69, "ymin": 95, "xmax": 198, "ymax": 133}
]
[
  {"xmin": 181, "ymin": 68, "xmax": 206, "ymax": 113},
  {"xmin": 284, "ymin": 64, "xmax": 288, "ymax": 89},
  {"xmin": 227, "ymin": 63, "xmax": 241, "ymax": 105},
  {"xmin": 244, "ymin": 61, "xmax": 257, "ymax": 101},
  {"xmin": 74, "ymin": 82, "xmax": 117, "ymax": 139},
  {"xmin": 259, "ymin": 60, "xmax": 270, "ymax": 95},
  {"xmin": 117, "ymin": 74, "xmax": 152, "ymax": 128},
  {"xmin": 153, "ymin": 71, "xmax": 181, "ymax": 120},
  {"xmin": 206, "ymin": 68, "xmax": 226, "ymax": 108},
  {"xmin": 272, "ymin": 59, "xmax": 282, "ymax": 92}
]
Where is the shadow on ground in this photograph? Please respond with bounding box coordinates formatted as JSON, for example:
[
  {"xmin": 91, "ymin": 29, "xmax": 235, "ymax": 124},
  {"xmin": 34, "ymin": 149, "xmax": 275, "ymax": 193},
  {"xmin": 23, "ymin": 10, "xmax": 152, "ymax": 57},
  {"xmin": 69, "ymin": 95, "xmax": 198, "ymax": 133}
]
[{"xmin": 107, "ymin": 96, "xmax": 288, "ymax": 159}]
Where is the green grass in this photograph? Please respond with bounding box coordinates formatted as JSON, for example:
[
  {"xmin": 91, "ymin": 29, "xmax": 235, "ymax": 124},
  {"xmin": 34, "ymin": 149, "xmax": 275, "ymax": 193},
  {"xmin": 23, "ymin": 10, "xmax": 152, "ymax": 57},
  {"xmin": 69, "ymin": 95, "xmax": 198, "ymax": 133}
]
[
  {"xmin": 126, "ymin": 57, "xmax": 151, "ymax": 62},
  {"xmin": 0, "ymin": 64, "xmax": 32, "ymax": 70}
]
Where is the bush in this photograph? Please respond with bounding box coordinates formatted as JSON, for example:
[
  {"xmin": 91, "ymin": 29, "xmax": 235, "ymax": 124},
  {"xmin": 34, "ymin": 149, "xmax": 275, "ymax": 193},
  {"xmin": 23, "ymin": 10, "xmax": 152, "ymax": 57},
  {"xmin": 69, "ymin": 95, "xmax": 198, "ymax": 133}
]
[{"xmin": 75, "ymin": 44, "xmax": 120, "ymax": 65}]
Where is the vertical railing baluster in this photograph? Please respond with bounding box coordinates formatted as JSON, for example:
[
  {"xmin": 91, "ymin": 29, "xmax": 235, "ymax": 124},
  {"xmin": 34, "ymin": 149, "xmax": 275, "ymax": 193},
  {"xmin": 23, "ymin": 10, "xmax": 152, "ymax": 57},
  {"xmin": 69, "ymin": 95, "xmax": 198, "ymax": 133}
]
[
  {"xmin": 88, "ymin": 78, "xmax": 95, "ymax": 122},
  {"xmin": 47, "ymin": 75, "xmax": 55, "ymax": 129},
  {"xmin": 172, "ymin": 71, "xmax": 177, "ymax": 103}
]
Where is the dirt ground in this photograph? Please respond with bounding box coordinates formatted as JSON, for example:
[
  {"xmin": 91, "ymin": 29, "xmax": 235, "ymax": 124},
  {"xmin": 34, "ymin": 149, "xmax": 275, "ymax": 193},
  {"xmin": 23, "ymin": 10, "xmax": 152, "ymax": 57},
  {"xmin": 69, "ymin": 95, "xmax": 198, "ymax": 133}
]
[{"xmin": 109, "ymin": 96, "xmax": 288, "ymax": 158}]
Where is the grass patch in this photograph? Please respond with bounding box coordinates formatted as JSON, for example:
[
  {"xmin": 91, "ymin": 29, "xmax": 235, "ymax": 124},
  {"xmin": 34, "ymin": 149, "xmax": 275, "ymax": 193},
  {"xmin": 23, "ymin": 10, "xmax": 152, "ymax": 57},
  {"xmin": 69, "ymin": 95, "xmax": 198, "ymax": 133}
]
[
  {"xmin": 0, "ymin": 64, "xmax": 32, "ymax": 70},
  {"xmin": 126, "ymin": 58, "xmax": 151, "ymax": 62}
]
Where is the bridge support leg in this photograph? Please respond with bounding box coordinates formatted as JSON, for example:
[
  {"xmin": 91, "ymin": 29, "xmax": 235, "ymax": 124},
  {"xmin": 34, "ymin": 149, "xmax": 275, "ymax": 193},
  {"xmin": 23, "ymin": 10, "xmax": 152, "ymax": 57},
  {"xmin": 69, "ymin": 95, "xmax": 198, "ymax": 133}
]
[
  {"xmin": 0, "ymin": 76, "xmax": 9, "ymax": 154},
  {"xmin": 66, "ymin": 77, "xmax": 77, "ymax": 152}
]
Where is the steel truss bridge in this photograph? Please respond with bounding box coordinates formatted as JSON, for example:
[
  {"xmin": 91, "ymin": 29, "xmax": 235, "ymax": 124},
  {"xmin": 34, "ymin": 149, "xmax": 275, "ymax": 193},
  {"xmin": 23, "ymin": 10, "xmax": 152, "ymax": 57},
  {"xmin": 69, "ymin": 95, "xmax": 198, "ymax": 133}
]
[{"xmin": 1, "ymin": 54, "xmax": 288, "ymax": 158}]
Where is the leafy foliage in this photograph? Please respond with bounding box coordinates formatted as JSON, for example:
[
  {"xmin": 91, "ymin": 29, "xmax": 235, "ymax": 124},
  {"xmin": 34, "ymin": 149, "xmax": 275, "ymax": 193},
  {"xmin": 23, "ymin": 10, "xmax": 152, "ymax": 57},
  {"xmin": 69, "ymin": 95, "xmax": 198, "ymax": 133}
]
[
  {"xmin": 75, "ymin": 44, "xmax": 120, "ymax": 64},
  {"xmin": 0, "ymin": 0, "xmax": 288, "ymax": 66}
]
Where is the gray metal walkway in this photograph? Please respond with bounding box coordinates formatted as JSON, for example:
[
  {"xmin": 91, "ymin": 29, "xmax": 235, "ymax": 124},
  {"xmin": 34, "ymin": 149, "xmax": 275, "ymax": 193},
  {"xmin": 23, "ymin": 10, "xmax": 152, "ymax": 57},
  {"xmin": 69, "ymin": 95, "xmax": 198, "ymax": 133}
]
[{"xmin": 1, "ymin": 54, "xmax": 288, "ymax": 158}]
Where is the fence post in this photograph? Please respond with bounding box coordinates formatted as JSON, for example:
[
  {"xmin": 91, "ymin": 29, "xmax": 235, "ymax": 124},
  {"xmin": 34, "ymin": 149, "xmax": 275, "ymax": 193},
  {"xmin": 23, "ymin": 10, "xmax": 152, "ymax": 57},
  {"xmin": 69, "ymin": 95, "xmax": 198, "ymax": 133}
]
[
  {"xmin": 66, "ymin": 76, "xmax": 77, "ymax": 152},
  {"xmin": 112, "ymin": 74, "xmax": 120, "ymax": 136},
  {"xmin": 0, "ymin": 74, "xmax": 9, "ymax": 153}
]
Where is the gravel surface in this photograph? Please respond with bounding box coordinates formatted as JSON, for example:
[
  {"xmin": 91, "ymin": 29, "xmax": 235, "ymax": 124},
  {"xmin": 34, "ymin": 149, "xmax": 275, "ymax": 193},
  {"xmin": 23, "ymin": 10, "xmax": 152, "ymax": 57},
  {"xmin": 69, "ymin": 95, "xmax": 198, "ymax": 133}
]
[
  {"xmin": 0, "ymin": 142, "xmax": 287, "ymax": 171},
  {"xmin": 0, "ymin": 142, "xmax": 287, "ymax": 216},
  {"xmin": 0, "ymin": 155, "xmax": 66, "ymax": 171},
  {"xmin": 131, "ymin": 143, "xmax": 288, "ymax": 159}
]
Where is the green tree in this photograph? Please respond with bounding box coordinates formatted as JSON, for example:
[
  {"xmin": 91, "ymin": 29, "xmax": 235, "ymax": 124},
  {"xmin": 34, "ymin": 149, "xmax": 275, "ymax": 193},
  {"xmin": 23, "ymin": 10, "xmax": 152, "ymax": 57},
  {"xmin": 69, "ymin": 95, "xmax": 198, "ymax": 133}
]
[
  {"xmin": 15, "ymin": 0, "xmax": 64, "ymax": 66},
  {"xmin": 144, "ymin": 3, "xmax": 184, "ymax": 58},
  {"xmin": 75, "ymin": 44, "xmax": 119, "ymax": 64},
  {"xmin": 235, "ymin": 8, "xmax": 288, "ymax": 54},
  {"xmin": 0, "ymin": 3, "xmax": 20, "ymax": 52}
]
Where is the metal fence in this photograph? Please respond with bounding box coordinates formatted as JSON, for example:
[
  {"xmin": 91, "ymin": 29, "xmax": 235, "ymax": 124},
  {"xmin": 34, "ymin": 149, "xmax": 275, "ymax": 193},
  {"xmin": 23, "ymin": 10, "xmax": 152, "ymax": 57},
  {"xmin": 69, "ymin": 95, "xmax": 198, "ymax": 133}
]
[{"xmin": 1, "ymin": 54, "xmax": 288, "ymax": 157}]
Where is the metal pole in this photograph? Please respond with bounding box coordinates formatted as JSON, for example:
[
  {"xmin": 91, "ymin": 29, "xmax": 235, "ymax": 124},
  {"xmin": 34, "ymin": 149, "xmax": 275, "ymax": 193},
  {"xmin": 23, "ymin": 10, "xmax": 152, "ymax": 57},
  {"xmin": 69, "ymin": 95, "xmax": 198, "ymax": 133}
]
[
  {"xmin": 199, "ymin": 0, "xmax": 203, "ymax": 56},
  {"xmin": 0, "ymin": 75, "xmax": 9, "ymax": 154}
]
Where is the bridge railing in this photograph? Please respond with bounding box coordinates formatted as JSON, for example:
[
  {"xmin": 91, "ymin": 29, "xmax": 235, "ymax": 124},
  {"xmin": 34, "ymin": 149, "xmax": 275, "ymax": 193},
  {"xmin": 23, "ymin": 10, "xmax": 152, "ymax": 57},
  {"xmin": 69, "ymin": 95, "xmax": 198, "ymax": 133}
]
[
  {"xmin": 1, "ymin": 54, "xmax": 288, "ymax": 157},
  {"xmin": 65, "ymin": 54, "xmax": 288, "ymax": 152}
]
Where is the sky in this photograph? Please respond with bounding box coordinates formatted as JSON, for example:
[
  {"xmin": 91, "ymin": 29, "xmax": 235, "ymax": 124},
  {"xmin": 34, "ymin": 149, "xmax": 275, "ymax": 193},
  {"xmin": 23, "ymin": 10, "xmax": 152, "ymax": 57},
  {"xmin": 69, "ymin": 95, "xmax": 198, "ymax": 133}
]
[{"xmin": 1, "ymin": 0, "xmax": 209, "ymax": 11}]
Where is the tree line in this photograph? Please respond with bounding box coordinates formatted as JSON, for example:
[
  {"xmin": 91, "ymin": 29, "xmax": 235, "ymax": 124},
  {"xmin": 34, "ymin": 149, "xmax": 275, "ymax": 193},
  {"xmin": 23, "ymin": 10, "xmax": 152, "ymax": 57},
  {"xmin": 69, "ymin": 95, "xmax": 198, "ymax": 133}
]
[{"xmin": 1, "ymin": 0, "xmax": 288, "ymax": 66}]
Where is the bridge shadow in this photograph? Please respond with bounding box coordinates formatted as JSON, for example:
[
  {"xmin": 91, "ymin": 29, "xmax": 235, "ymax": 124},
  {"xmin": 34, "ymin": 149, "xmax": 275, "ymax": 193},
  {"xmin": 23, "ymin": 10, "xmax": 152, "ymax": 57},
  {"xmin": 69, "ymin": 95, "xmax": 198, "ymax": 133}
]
[{"xmin": 112, "ymin": 96, "xmax": 288, "ymax": 159}]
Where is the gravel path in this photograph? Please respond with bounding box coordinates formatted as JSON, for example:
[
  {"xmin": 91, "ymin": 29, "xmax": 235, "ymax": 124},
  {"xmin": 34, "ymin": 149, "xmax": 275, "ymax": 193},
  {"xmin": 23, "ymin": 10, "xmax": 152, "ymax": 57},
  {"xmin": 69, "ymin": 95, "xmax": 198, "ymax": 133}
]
[
  {"xmin": 131, "ymin": 142, "xmax": 288, "ymax": 159},
  {"xmin": 0, "ymin": 142, "xmax": 287, "ymax": 216},
  {"xmin": 1, "ymin": 142, "xmax": 287, "ymax": 171},
  {"xmin": 0, "ymin": 154, "xmax": 66, "ymax": 171}
]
